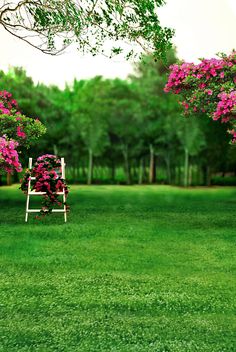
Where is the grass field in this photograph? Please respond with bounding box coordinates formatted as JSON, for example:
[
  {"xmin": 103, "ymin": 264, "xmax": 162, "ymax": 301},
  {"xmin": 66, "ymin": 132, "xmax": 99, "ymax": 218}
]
[{"xmin": 0, "ymin": 185, "xmax": 236, "ymax": 352}]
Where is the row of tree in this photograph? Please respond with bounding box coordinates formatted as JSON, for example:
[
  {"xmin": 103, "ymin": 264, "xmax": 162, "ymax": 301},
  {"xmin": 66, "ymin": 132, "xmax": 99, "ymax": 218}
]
[{"xmin": 0, "ymin": 53, "xmax": 235, "ymax": 186}]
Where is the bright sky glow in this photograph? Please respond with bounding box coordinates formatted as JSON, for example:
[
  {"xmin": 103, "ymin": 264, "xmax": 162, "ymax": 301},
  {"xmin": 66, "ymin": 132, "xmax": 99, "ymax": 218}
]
[{"xmin": 0, "ymin": 0, "xmax": 235, "ymax": 87}]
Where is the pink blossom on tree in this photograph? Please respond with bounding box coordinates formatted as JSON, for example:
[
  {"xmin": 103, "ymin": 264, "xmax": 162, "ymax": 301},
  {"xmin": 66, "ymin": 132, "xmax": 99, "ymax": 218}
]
[
  {"xmin": 164, "ymin": 51, "xmax": 236, "ymax": 142},
  {"xmin": 0, "ymin": 135, "xmax": 22, "ymax": 173},
  {"xmin": 0, "ymin": 90, "xmax": 46, "ymax": 173}
]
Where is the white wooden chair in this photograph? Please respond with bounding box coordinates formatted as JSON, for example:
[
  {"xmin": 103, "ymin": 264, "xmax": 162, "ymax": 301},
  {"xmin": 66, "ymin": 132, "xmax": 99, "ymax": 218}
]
[{"xmin": 25, "ymin": 157, "xmax": 67, "ymax": 223}]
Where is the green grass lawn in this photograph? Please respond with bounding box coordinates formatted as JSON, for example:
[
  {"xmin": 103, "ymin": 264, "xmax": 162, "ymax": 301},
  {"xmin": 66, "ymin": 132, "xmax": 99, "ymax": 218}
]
[{"xmin": 0, "ymin": 185, "xmax": 236, "ymax": 352}]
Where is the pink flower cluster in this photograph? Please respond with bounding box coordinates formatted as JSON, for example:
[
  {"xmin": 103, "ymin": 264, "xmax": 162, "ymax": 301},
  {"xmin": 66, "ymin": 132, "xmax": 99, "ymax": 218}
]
[
  {"xmin": 34, "ymin": 164, "xmax": 63, "ymax": 195},
  {"xmin": 0, "ymin": 135, "xmax": 22, "ymax": 173},
  {"xmin": 229, "ymin": 129, "xmax": 236, "ymax": 144},
  {"xmin": 0, "ymin": 91, "xmax": 28, "ymax": 172},
  {"xmin": 37, "ymin": 154, "xmax": 58, "ymax": 162},
  {"xmin": 0, "ymin": 91, "xmax": 27, "ymax": 140},
  {"xmin": 164, "ymin": 51, "xmax": 236, "ymax": 142},
  {"xmin": 164, "ymin": 55, "xmax": 235, "ymax": 95},
  {"xmin": 21, "ymin": 155, "xmax": 69, "ymax": 216},
  {"xmin": 214, "ymin": 91, "xmax": 236, "ymax": 122},
  {"xmin": 164, "ymin": 63, "xmax": 193, "ymax": 94},
  {"xmin": 16, "ymin": 126, "xmax": 26, "ymax": 139},
  {"xmin": 0, "ymin": 90, "xmax": 20, "ymax": 115},
  {"xmin": 0, "ymin": 90, "xmax": 45, "ymax": 174},
  {"xmin": 193, "ymin": 57, "xmax": 233, "ymax": 80}
]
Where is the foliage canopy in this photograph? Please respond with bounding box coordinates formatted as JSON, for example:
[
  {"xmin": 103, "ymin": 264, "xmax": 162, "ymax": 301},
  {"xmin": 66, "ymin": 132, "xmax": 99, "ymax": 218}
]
[{"xmin": 0, "ymin": 0, "xmax": 174, "ymax": 60}]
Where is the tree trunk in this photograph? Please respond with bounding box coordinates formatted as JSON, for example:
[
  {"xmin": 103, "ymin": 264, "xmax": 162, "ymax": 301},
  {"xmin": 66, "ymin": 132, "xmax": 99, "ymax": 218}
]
[
  {"xmin": 72, "ymin": 167, "xmax": 76, "ymax": 183},
  {"xmin": 188, "ymin": 164, "xmax": 193, "ymax": 186},
  {"xmin": 174, "ymin": 167, "xmax": 178, "ymax": 185},
  {"xmin": 206, "ymin": 166, "xmax": 211, "ymax": 186},
  {"xmin": 202, "ymin": 165, "xmax": 211, "ymax": 186},
  {"xmin": 165, "ymin": 154, "xmax": 171, "ymax": 185},
  {"xmin": 75, "ymin": 166, "xmax": 79, "ymax": 179},
  {"xmin": 110, "ymin": 164, "xmax": 116, "ymax": 182},
  {"xmin": 87, "ymin": 148, "xmax": 93, "ymax": 185},
  {"xmin": 132, "ymin": 164, "xmax": 138, "ymax": 182},
  {"xmin": 202, "ymin": 166, "xmax": 207, "ymax": 186},
  {"xmin": 143, "ymin": 158, "xmax": 148, "ymax": 183},
  {"xmin": 53, "ymin": 144, "xmax": 58, "ymax": 156},
  {"xmin": 172, "ymin": 166, "xmax": 176, "ymax": 186},
  {"xmin": 149, "ymin": 144, "xmax": 156, "ymax": 184},
  {"xmin": 7, "ymin": 172, "xmax": 12, "ymax": 186},
  {"xmin": 177, "ymin": 166, "xmax": 181, "ymax": 186},
  {"xmin": 184, "ymin": 147, "xmax": 189, "ymax": 187},
  {"xmin": 138, "ymin": 158, "xmax": 144, "ymax": 185},
  {"xmin": 197, "ymin": 165, "xmax": 202, "ymax": 186},
  {"xmin": 82, "ymin": 165, "xmax": 87, "ymax": 178},
  {"xmin": 175, "ymin": 166, "xmax": 180, "ymax": 185},
  {"xmin": 122, "ymin": 145, "xmax": 131, "ymax": 185}
]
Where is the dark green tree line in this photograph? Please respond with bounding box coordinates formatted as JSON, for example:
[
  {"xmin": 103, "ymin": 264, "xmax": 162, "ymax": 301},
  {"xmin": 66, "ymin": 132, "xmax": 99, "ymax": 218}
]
[{"xmin": 0, "ymin": 57, "xmax": 235, "ymax": 186}]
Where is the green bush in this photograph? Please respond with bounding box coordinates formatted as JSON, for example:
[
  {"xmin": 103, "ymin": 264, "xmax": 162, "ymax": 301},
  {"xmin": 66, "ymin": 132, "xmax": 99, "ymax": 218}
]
[{"xmin": 211, "ymin": 176, "xmax": 236, "ymax": 186}]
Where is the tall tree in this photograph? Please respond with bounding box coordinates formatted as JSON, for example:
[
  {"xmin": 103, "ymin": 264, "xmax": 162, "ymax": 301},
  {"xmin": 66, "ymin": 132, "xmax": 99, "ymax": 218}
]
[
  {"xmin": 71, "ymin": 77, "xmax": 110, "ymax": 184},
  {"xmin": 131, "ymin": 51, "xmax": 180, "ymax": 183},
  {"xmin": 107, "ymin": 79, "xmax": 142, "ymax": 184},
  {"xmin": 177, "ymin": 116, "xmax": 205, "ymax": 187}
]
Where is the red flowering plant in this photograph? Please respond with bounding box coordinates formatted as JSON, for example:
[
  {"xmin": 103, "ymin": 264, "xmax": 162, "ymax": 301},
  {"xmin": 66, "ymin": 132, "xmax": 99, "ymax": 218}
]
[
  {"xmin": 0, "ymin": 135, "xmax": 22, "ymax": 173},
  {"xmin": 20, "ymin": 154, "xmax": 69, "ymax": 216},
  {"xmin": 0, "ymin": 90, "xmax": 46, "ymax": 173},
  {"xmin": 164, "ymin": 51, "xmax": 236, "ymax": 142}
]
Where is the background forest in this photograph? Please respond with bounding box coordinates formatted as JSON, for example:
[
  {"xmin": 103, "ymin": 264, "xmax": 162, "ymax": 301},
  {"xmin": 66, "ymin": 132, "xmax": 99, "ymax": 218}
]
[{"xmin": 1, "ymin": 52, "xmax": 236, "ymax": 187}]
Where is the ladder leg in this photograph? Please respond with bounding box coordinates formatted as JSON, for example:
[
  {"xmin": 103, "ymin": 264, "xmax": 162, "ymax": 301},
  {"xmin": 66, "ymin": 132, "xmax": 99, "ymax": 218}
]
[
  {"xmin": 61, "ymin": 158, "xmax": 67, "ymax": 223},
  {"xmin": 25, "ymin": 194, "xmax": 30, "ymax": 222},
  {"xmin": 25, "ymin": 157, "xmax": 32, "ymax": 223},
  {"xmin": 63, "ymin": 192, "xmax": 67, "ymax": 223}
]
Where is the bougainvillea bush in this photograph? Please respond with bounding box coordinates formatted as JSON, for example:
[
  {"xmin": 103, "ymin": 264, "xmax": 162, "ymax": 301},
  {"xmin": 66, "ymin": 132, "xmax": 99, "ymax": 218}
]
[
  {"xmin": 0, "ymin": 114, "xmax": 46, "ymax": 148},
  {"xmin": 0, "ymin": 90, "xmax": 46, "ymax": 173},
  {"xmin": 20, "ymin": 154, "xmax": 69, "ymax": 216},
  {"xmin": 164, "ymin": 51, "xmax": 236, "ymax": 142},
  {"xmin": 0, "ymin": 135, "xmax": 22, "ymax": 173}
]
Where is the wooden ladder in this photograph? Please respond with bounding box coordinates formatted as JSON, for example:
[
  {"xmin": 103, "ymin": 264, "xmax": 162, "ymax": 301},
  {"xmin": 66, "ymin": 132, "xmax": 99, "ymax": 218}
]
[{"xmin": 25, "ymin": 157, "xmax": 67, "ymax": 223}]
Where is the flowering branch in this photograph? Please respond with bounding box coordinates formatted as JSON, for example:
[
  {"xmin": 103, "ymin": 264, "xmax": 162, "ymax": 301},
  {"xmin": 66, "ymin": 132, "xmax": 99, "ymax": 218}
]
[
  {"xmin": 164, "ymin": 51, "xmax": 236, "ymax": 142},
  {"xmin": 0, "ymin": 90, "xmax": 46, "ymax": 173}
]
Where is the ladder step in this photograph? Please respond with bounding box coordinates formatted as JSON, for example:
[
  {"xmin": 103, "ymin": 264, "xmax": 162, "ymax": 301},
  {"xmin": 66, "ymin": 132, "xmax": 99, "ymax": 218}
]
[
  {"xmin": 28, "ymin": 191, "xmax": 64, "ymax": 195},
  {"xmin": 27, "ymin": 209, "xmax": 66, "ymax": 213}
]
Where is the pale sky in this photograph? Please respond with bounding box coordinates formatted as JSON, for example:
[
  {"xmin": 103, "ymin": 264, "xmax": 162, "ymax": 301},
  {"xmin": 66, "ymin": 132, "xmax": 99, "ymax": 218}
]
[{"xmin": 0, "ymin": 0, "xmax": 236, "ymax": 88}]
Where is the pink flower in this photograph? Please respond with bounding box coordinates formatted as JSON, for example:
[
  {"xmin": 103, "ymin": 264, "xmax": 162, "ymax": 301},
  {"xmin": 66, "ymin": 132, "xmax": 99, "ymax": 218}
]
[
  {"xmin": 17, "ymin": 126, "xmax": 26, "ymax": 139},
  {"xmin": 220, "ymin": 72, "xmax": 225, "ymax": 79},
  {"xmin": 182, "ymin": 101, "xmax": 189, "ymax": 110},
  {"xmin": 199, "ymin": 83, "xmax": 206, "ymax": 89}
]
